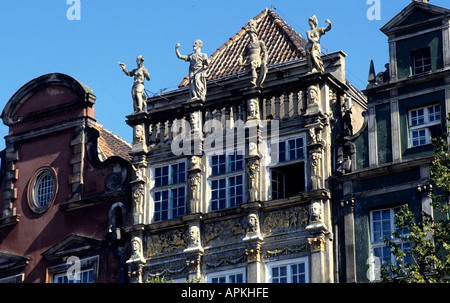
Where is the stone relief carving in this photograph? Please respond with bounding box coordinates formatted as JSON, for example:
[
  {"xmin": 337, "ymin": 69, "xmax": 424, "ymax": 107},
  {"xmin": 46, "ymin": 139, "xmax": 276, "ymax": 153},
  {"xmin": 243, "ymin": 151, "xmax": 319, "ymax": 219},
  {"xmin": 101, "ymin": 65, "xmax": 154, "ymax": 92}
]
[
  {"xmin": 205, "ymin": 253, "xmax": 246, "ymax": 269},
  {"xmin": 239, "ymin": 19, "xmax": 268, "ymax": 88},
  {"xmin": 247, "ymin": 156, "xmax": 260, "ymax": 202},
  {"xmin": 265, "ymin": 243, "xmax": 309, "ymax": 258},
  {"xmin": 133, "ymin": 124, "xmax": 145, "ymax": 145},
  {"xmin": 204, "ymin": 217, "xmax": 246, "ymax": 245},
  {"xmin": 146, "ymin": 229, "xmax": 188, "ymax": 257},
  {"xmin": 310, "ymin": 201, "xmax": 323, "ymax": 223},
  {"xmin": 118, "ymin": 55, "xmax": 150, "ymax": 113},
  {"xmin": 188, "ymin": 156, "xmax": 202, "ymax": 214},
  {"xmin": 188, "ymin": 225, "xmax": 200, "ymax": 247},
  {"xmin": 305, "ymin": 15, "xmax": 332, "ymax": 74},
  {"xmin": 262, "ymin": 206, "xmax": 309, "ymax": 234},
  {"xmin": 132, "ymin": 183, "xmax": 145, "ymax": 224},
  {"xmin": 310, "ymin": 150, "xmax": 322, "ymax": 190},
  {"xmin": 307, "ymin": 85, "xmax": 320, "ymax": 107},
  {"xmin": 247, "ymin": 98, "xmax": 260, "ymax": 120},
  {"xmin": 130, "ymin": 236, "xmax": 145, "ymax": 262},
  {"xmin": 175, "ymin": 40, "xmax": 209, "ymax": 101}
]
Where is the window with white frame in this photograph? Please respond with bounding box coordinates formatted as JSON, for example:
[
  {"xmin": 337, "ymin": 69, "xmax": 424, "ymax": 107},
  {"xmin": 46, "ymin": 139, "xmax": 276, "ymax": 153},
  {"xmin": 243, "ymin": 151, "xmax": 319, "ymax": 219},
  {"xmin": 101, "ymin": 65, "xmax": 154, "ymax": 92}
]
[
  {"xmin": 267, "ymin": 258, "xmax": 309, "ymax": 283},
  {"xmin": 153, "ymin": 162, "xmax": 186, "ymax": 222},
  {"xmin": 209, "ymin": 151, "xmax": 244, "ymax": 211},
  {"xmin": 54, "ymin": 268, "xmax": 94, "ymax": 283},
  {"xmin": 49, "ymin": 256, "xmax": 98, "ymax": 283},
  {"xmin": 408, "ymin": 104, "xmax": 441, "ymax": 147},
  {"xmin": 207, "ymin": 268, "xmax": 246, "ymax": 283},
  {"xmin": 370, "ymin": 206, "xmax": 411, "ymax": 280},
  {"xmin": 278, "ymin": 137, "xmax": 306, "ymax": 163}
]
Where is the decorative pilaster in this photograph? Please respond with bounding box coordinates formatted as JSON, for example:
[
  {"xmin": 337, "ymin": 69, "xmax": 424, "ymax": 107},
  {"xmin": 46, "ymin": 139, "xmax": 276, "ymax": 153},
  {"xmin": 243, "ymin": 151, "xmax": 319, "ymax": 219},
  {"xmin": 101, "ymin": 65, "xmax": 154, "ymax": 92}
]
[
  {"xmin": 340, "ymin": 199, "xmax": 356, "ymax": 283},
  {"xmin": 127, "ymin": 233, "xmax": 146, "ymax": 283},
  {"xmin": 187, "ymin": 156, "xmax": 202, "ymax": 214},
  {"xmin": 0, "ymin": 143, "xmax": 19, "ymax": 227}
]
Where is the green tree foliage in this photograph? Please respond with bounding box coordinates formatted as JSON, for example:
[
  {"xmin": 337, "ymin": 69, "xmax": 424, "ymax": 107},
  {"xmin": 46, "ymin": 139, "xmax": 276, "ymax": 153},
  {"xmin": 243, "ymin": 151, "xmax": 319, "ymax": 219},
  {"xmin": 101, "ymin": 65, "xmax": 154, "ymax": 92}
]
[{"xmin": 381, "ymin": 118, "xmax": 450, "ymax": 282}]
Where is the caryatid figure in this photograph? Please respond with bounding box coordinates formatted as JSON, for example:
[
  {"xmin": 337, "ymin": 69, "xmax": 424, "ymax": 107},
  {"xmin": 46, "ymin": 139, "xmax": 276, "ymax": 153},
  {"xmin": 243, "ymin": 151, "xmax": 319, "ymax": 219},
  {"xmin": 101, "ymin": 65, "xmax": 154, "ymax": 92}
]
[
  {"xmin": 305, "ymin": 15, "xmax": 332, "ymax": 74},
  {"xmin": 118, "ymin": 55, "xmax": 150, "ymax": 113},
  {"xmin": 239, "ymin": 19, "xmax": 268, "ymax": 88},
  {"xmin": 175, "ymin": 40, "xmax": 209, "ymax": 102}
]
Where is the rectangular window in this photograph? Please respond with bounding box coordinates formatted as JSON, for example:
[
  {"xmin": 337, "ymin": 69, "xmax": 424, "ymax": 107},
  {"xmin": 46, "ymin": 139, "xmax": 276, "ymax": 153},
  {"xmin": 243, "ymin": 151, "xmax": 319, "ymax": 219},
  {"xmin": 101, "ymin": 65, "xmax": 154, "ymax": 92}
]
[
  {"xmin": 155, "ymin": 166, "xmax": 169, "ymax": 187},
  {"xmin": 370, "ymin": 206, "xmax": 411, "ymax": 280},
  {"xmin": 212, "ymin": 155, "xmax": 226, "ymax": 176},
  {"xmin": 271, "ymin": 169, "xmax": 285, "ymax": 200},
  {"xmin": 209, "ymin": 151, "xmax": 244, "ymax": 211},
  {"xmin": 274, "ymin": 136, "xmax": 306, "ymax": 163},
  {"xmin": 171, "ymin": 187, "xmax": 186, "ymax": 219},
  {"xmin": 49, "ymin": 256, "xmax": 98, "ymax": 283},
  {"xmin": 171, "ymin": 162, "xmax": 186, "ymax": 185},
  {"xmin": 267, "ymin": 258, "xmax": 309, "ymax": 283},
  {"xmin": 207, "ymin": 269, "xmax": 245, "ymax": 283},
  {"xmin": 54, "ymin": 268, "xmax": 94, "ymax": 283},
  {"xmin": 412, "ymin": 48, "xmax": 431, "ymax": 75},
  {"xmin": 211, "ymin": 179, "xmax": 226, "ymax": 210},
  {"xmin": 228, "ymin": 152, "xmax": 243, "ymax": 172},
  {"xmin": 228, "ymin": 175, "xmax": 243, "ymax": 207},
  {"xmin": 154, "ymin": 190, "xmax": 169, "ymax": 222},
  {"xmin": 153, "ymin": 162, "xmax": 187, "ymax": 222},
  {"xmin": 408, "ymin": 104, "xmax": 441, "ymax": 147}
]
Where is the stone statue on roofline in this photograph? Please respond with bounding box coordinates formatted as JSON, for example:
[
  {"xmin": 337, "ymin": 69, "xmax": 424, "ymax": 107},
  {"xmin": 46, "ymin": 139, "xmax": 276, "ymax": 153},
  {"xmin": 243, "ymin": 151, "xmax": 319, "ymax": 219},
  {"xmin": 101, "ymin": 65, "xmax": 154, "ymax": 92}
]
[
  {"xmin": 306, "ymin": 15, "xmax": 332, "ymax": 74},
  {"xmin": 239, "ymin": 19, "xmax": 268, "ymax": 88},
  {"xmin": 118, "ymin": 55, "xmax": 150, "ymax": 113},
  {"xmin": 175, "ymin": 40, "xmax": 210, "ymax": 102}
]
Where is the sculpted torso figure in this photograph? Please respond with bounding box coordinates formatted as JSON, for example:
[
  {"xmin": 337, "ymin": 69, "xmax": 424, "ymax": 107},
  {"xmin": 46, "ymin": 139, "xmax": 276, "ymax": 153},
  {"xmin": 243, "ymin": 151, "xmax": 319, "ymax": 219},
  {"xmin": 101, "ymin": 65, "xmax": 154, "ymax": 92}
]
[
  {"xmin": 176, "ymin": 40, "xmax": 209, "ymax": 101},
  {"xmin": 118, "ymin": 55, "xmax": 150, "ymax": 113},
  {"xmin": 306, "ymin": 16, "xmax": 332, "ymax": 74}
]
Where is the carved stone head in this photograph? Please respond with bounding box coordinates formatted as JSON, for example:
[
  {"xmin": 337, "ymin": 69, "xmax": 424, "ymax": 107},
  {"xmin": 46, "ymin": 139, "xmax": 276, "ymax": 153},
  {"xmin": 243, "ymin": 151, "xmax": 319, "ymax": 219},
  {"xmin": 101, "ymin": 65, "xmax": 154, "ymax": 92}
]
[{"xmin": 307, "ymin": 85, "xmax": 319, "ymax": 105}]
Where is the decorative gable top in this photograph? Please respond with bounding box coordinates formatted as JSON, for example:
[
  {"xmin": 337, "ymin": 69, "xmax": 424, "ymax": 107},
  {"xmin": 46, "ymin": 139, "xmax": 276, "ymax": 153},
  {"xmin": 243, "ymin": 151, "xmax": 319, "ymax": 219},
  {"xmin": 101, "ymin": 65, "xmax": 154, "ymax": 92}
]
[
  {"xmin": 1, "ymin": 73, "xmax": 96, "ymax": 127},
  {"xmin": 41, "ymin": 234, "xmax": 103, "ymax": 260},
  {"xmin": 380, "ymin": 1, "xmax": 450, "ymax": 35},
  {"xmin": 179, "ymin": 8, "xmax": 307, "ymax": 87}
]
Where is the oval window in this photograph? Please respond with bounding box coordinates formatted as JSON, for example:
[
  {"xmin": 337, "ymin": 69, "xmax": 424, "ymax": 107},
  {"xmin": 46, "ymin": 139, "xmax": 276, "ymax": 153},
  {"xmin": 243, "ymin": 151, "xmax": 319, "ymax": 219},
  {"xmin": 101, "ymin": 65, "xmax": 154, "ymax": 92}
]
[{"xmin": 28, "ymin": 167, "xmax": 57, "ymax": 213}]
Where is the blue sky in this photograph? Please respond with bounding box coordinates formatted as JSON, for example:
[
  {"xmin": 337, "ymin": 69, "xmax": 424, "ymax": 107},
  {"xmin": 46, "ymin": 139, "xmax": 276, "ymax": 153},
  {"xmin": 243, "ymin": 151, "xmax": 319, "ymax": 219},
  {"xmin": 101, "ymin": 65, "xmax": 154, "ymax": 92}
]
[{"xmin": 0, "ymin": 0, "xmax": 448, "ymax": 149}]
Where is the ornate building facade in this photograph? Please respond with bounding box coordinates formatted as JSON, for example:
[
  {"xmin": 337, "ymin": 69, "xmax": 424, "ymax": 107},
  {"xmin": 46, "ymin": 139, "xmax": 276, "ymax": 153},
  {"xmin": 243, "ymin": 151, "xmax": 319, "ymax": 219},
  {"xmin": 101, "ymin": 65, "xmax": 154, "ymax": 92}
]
[
  {"xmin": 0, "ymin": 73, "xmax": 132, "ymax": 283},
  {"xmin": 334, "ymin": 0, "xmax": 450, "ymax": 283},
  {"xmin": 125, "ymin": 9, "xmax": 366, "ymax": 283}
]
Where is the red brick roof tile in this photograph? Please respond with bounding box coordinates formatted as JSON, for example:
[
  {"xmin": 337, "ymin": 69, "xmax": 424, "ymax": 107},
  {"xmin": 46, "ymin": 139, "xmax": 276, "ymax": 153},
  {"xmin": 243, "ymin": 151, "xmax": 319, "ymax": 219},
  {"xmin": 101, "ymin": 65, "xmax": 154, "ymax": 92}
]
[
  {"xmin": 180, "ymin": 8, "xmax": 306, "ymax": 87},
  {"xmin": 97, "ymin": 124, "xmax": 132, "ymax": 162}
]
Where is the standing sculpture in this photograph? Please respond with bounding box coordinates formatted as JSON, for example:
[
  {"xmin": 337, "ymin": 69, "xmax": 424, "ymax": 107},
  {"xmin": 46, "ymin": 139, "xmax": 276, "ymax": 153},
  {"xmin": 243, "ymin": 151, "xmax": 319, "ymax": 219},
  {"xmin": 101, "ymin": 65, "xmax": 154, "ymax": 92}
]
[
  {"xmin": 306, "ymin": 16, "xmax": 332, "ymax": 74},
  {"xmin": 175, "ymin": 40, "xmax": 209, "ymax": 102},
  {"xmin": 239, "ymin": 19, "xmax": 268, "ymax": 88},
  {"xmin": 118, "ymin": 55, "xmax": 150, "ymax": 113}
]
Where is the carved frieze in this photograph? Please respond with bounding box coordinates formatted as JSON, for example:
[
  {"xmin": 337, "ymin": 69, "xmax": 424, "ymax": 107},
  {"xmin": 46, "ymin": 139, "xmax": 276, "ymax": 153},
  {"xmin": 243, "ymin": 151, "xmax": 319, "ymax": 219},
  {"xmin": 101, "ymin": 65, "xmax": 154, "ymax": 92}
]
[
  {"xmin": 262, "ymin": 206, "xmax": 309, "ymax": 235},
  {"xmin": 146, "ymin": 229, "xmax": 189, "ymax": 257},
  {"xmin": 265, "ymin": 243, "xmax": 309, "ymax": 258},
  {"xmin": 204, "ymin": 217, "xmax": 246, "ymax": 245},
  {"xmin": 204, "ymin": 252, "xmax": 247, "ymax": 269}
]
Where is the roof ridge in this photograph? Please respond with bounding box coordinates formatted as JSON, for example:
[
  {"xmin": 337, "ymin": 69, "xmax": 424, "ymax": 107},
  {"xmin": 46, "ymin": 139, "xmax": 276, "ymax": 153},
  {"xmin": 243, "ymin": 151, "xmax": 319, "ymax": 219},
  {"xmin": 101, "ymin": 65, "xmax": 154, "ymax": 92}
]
[
  {"xmin": 179, "ymin": 8, "xmax": 307, "ymax": 87},
  {"xmin": 266, "ymin": 9, "xmax": 306, "ymax": 54}
]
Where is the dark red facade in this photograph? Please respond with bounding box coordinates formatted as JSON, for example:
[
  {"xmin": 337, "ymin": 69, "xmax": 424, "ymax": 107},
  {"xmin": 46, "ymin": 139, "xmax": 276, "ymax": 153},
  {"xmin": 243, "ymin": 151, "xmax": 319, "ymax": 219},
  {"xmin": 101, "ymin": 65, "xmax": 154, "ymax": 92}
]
[{"xmin": 0, "ymin": 73, "xmax": 132, "ymax": 283}]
